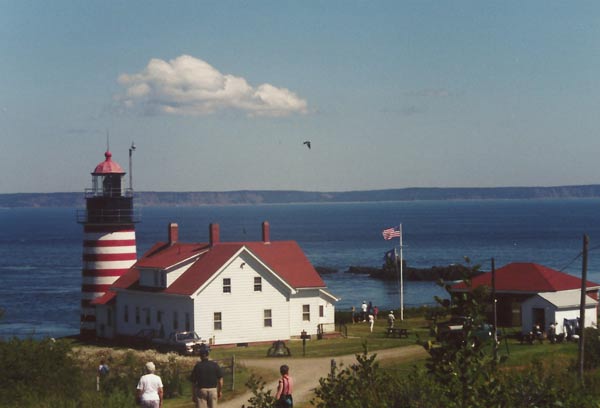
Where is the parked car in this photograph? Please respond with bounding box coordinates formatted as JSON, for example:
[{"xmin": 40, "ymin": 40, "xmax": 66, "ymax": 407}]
[
  {"xmin": 130, "ymin": 329, "xmax": 158, "ymax": 348},
  {"xmin": 118, "ymin": 329, "xmax": 158, "ymax": 349},
  {"xmin": 436, "ymin": 316, "xmax": 498, "ymax": 345},
  {"xmin": 151, "ymin": 331, "xmax": 206, "ymax": 355}
]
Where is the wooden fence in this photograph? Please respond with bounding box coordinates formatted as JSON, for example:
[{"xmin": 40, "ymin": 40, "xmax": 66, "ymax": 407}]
[{"xmin": 216, "ymin": 355, "xmax": 236, "ymax": 391}]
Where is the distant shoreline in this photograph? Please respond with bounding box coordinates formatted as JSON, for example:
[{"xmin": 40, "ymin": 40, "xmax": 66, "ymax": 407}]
[{"xmin": 2, "ymin": 185, "xmax": 600, "ymax": 208}]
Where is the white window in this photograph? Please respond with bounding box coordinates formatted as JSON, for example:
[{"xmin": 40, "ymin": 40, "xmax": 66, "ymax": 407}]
[
  {"xmin": 319, "ymin": 305, "xmax": 324, "ymax": 317},
  {"xmin": 303, "ymin": 305, "xmax": 310, "ymax": 321},
  {"xmin": 214, "ymin": 312, "xmax": 222, "ymax": 330},
  {"xmin": 223, "ymin": 278, "xmax": 231, "ymax": 293},
  {"xmin": 254, "ymin": 277, "xmax": 262, "ymax": 292},
  {"xmin": 264, "ymin": 309, "xmax": 272, "ymax": 327}
]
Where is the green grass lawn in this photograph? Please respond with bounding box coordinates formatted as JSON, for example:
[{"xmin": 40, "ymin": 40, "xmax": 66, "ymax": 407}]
[
  {"xmin": 92, "ymin": 313, "xmax": 585, "ymax": 408},
  {"xmin": 207, "ymin": 316, "xmax": 432, "ymax": 361}
]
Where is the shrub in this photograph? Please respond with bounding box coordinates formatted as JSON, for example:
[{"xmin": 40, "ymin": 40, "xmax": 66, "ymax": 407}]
[
  {"xmin": 0, "ymin": 337, "xmax": 83, "ymax": 405},
  {"xmin": 244, "ymin": 374, "xmax": 277, "ymax": 408},
  {"xmin": 312, "ymin": 345, "xmax": 399, "ymax": 408},
  {"xmin": 583, "ymin": 326, "xmax": 600, "ymax": 370}
]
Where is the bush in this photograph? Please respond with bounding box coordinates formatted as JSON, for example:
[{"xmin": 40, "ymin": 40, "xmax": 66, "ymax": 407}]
[
  {"xmin": 0, "ymin": 338, "xmax": 83, "ymax": 406},
  {"xmin": 312, "ymin": 345, "xmax": 399, "ymax": 408},
  {"xmin": 244, "ymin": 374, "xmax": 277, "ymax": 408},
  {"xmin": 583, "ymin": 327, "xmax": 600, "ymax": 370}
]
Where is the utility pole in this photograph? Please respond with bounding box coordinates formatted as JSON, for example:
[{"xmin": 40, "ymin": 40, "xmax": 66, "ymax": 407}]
[{"xmin": 578, "ymin": 234, "xmax": 589, "ymax": 380}]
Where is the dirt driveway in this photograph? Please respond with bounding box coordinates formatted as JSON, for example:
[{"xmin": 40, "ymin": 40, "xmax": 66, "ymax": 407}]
[{"xmin": 220, "ymin": 345, "xmax": 426, "ymax": 408}]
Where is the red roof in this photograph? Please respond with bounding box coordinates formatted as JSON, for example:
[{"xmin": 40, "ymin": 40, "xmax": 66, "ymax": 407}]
[
  {"xmin": 93, "ymin": 151, "xmax": 125, "ymax": 174},
  {"xmin": 135, "ymin": 242, "xmax": 210, "ymax": 269},
  {"xmin": 452, "ymin": 262, "xmax": 600, "ymax": 293},
  {"xmin": 111, "ymin": 239, "xmax": 325, "ymax": 296}
]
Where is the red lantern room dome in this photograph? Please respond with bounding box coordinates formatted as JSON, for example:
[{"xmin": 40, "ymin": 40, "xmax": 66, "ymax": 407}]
[{"xmin": 92, "ymin": 151, "xmax": 125, "ymax": 175}]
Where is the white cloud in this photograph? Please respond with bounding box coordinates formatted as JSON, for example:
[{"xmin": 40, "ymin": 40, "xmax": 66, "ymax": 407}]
[{"xmin": 116, "ymin": 55, "xmax": 308, "ymax": 117}]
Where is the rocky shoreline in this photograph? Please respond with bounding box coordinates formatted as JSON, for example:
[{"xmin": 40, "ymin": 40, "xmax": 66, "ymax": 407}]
[{"xmin": 315, "ymin": 264, "xmax": 482, "ymax": 282}]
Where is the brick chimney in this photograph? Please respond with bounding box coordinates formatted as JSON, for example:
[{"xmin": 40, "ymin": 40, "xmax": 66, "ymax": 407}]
[
  {"xmin": 209, "ymin": 223, "xmax": 220, "ymax": 246},
  {"xmin": 168, "ymin": 223, "xmax": 179, "ymax": 245},
  {"xmin": 262, "ymin": 221, "xmax": 270, "ymax": 244}
]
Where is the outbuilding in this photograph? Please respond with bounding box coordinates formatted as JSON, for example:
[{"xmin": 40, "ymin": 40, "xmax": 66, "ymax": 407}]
[
  {"xmin": 451, "ymin": 262, "xmax": 600, "ymax": 327},
  {"xmin": 521, "ymin": 289, "xmax": 597, "ymax": 335}
]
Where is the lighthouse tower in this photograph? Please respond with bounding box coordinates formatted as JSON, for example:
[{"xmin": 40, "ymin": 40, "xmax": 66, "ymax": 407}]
[{"xmin": 77, "ymin": 150, "xmax": 139, "ymax": 338}]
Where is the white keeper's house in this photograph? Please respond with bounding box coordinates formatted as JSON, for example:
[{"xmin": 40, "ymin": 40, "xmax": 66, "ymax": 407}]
[{"xmin": 92, "ymin": 221, "xmax": 339, "ymax": 346}]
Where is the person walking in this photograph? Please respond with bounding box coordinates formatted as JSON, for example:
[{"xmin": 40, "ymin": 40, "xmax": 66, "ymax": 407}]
[
  {"xmin": 387, "ymin": 311, "xmax": 396, "ymax": 328},
  {"xmin": 361, "ymin": 301, "xmax": 368, "ymax": 322},
  {"xmin": 136, "ymin": 362, "xmax": 163, "ymax": 408},
  {"xmin": 191, "ymin": 346, "xmax": 223, "ymax": 408},
  {"xmin": 97, "ymin": 359, "xmax": 109, "ymax": 391},
  {"xmin": 98, "ymin": 359, "xmax": 109, "ymax": 376},
  {"xmin": 368, "ymin": 313, "xmax": 375, "ymax": 332},
  {"xmin": 275, "ymin": 364, "xmax": 294, "ymax": 408}
]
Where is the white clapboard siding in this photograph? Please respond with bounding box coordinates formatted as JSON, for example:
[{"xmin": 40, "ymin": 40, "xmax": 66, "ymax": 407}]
[
  {"xmin": 289, "ymin": 289, "xmax": 324, "ymax": 337},
  {"xmin": 194, "ymin": 253, "xmax": 292, "ymax": 345},
  {"xmin": 116, "ymin": 291, "xmax": 193, "ymax": 337}
]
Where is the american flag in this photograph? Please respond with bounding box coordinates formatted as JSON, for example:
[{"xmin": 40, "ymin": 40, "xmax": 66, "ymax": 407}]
[{"xmin": 382, "ymin": 227, "xmax": 401, "ymax": 240}]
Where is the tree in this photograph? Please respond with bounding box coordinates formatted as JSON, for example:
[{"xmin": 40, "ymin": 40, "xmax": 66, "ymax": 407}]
[
  {"xmin": 244, "ymin": 374, "xmax": 277, "ymax": 408},
  {"xmin": 312, "ymin": 344, "xmax": 398, "ymax": 408},
  {"xmin": 420, "ymin": 261, "xmax": 503, "ymax": 408}
]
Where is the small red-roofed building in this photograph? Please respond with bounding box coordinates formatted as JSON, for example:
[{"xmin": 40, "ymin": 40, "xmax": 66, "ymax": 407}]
[
  {"xmin": 92, "ymin": 221, "xmax": 339, "ymax": 346},
  {"xmin": 450, "ymin": 262, "xmax": 600, "ymax": 332}
]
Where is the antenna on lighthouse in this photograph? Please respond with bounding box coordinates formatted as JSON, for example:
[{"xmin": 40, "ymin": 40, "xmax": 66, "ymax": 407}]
[
  {"xmin": 106, "ymin": 130, "xmax": 110, "ymax": 151},
  {"xmin": 129, "ymin": 141, "xmax": 136, "ymax": 190}
]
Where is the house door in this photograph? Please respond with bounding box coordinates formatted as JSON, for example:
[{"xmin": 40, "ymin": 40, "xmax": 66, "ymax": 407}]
[{"xmin": 532, "ymin": 308, "xmax": 546, "ymax": 331}]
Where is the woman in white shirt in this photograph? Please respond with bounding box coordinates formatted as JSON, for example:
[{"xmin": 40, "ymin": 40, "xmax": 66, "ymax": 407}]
[{"xmin": 136, "ymin": 361, "xmax": 163, "ymax": 408}]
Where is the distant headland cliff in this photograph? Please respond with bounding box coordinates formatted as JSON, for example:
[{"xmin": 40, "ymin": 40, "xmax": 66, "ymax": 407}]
[{"xmin": 2, "ymin": 185, "xmax": 600, "ymax": 208}]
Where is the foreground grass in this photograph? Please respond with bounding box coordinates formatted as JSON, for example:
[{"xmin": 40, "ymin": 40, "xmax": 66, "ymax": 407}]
[{"xmin": 75, "ymin": 314, "xmax": 585, "ymax": 408}]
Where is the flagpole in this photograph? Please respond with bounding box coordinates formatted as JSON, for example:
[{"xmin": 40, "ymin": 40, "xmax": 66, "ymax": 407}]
[{"xmin": 399, "ymin": 224, "xmax": 404, "ymax": 321}]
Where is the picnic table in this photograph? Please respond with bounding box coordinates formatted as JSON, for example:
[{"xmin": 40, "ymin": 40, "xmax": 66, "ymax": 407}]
[{"xmin": 386, "ymin": 327, "xmax": 409, "ymax": 338}]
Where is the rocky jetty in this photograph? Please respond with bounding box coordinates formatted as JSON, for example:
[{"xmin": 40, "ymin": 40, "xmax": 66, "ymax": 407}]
[
  {"xmin": 345, "ymin": 263, "xmax": 482, "ymax": 282},
  {"xmin": 314, "ymin": 266, "xmax": 338, "ymax": 275}
]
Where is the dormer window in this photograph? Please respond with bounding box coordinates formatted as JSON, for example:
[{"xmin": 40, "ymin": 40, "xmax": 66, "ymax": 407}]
[{"xmin": 139, "ymin": 268, "xmax": 169, "ymax": 288}]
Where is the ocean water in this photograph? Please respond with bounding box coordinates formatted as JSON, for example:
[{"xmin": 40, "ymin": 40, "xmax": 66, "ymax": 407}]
[{"xmin": 1, "ymin": 199, "xmax": 600, "ymax": 339}]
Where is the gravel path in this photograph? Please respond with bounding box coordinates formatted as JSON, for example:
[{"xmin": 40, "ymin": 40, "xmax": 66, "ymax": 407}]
[{"xmin": 220, "ymin": 345, "xmax": 426, "ymax": 408}]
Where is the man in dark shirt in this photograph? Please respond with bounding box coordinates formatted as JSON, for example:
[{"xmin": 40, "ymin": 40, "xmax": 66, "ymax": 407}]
[{"xmin": 191, "ymin": 346, "xmax": 223, "ymax": 408}]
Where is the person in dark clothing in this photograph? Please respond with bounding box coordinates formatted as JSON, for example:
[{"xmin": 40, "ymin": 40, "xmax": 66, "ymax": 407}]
[{"xmin": 191, "ymin": 346, "xmax": 223, "ymax": 408}]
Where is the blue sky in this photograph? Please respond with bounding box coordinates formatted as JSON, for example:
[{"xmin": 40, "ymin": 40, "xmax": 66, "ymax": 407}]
[{"xmin": 2, "ymin": 1, "xmax": 600, "ymax": 193}]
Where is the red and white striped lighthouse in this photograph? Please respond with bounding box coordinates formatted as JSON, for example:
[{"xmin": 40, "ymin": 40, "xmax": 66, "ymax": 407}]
[{"xmin": 77, "ymin": 150, "xmax": 139, "ymax": 338}]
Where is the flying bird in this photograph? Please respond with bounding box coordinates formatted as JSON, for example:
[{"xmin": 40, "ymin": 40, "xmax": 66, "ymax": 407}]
[{"xmin": 303, "ymin": 141, "xmax": 311, "ymax": 149}]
